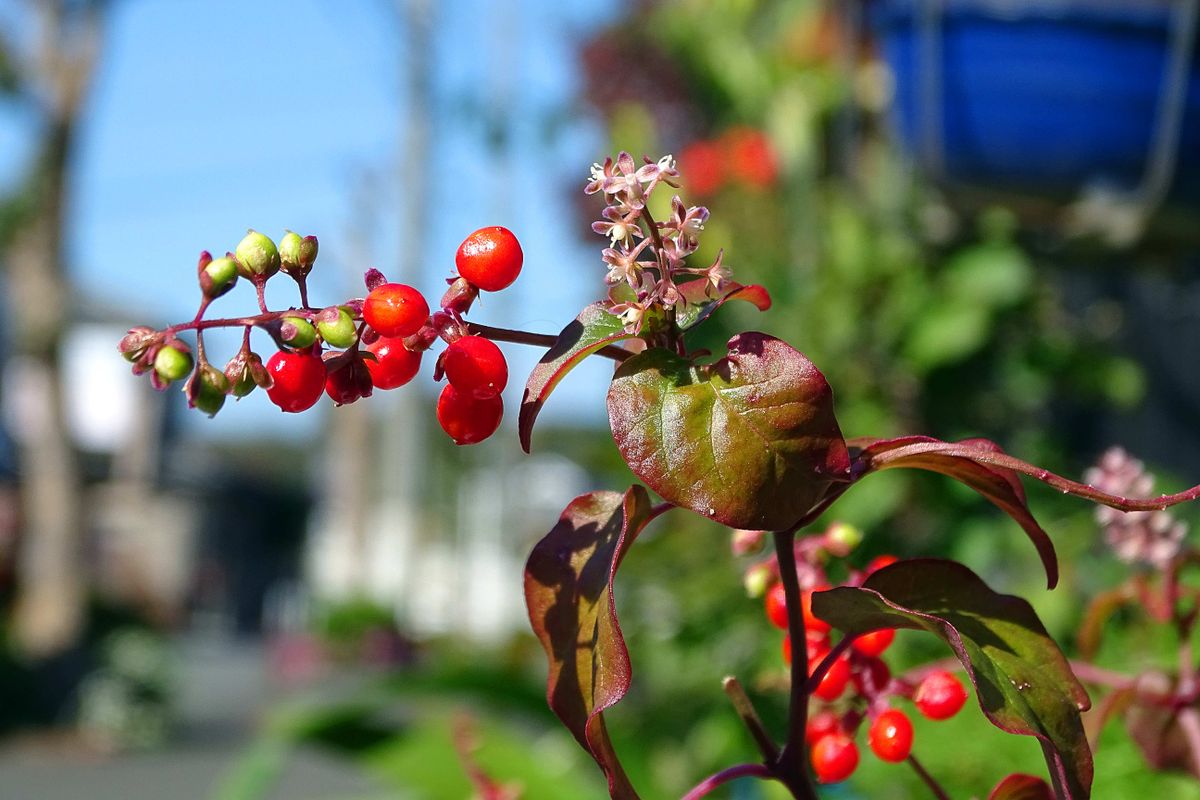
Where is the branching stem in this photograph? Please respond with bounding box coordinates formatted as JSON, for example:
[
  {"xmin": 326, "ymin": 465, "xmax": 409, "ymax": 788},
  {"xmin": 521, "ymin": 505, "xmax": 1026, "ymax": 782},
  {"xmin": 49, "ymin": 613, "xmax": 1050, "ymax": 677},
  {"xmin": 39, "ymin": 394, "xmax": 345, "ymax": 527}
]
[
  {"xmin": 722, "ymin": 676, "xmax": 779, "ymax": 763},
  {"xmin": 680, "ymin": 763, "xmax": 775, "ymax": 800},
  {"xmin": 774, "ymin": 530, "xmax": 820, "ymax": 800},
  {"xmin": 907, "ymin": 754, "xmax": 952, "ymax": 800}
]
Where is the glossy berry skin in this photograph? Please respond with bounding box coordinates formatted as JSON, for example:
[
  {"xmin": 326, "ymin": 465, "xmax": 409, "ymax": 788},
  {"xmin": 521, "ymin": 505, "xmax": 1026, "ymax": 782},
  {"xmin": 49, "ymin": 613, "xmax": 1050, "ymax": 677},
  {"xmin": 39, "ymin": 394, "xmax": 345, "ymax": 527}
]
[
  {"xmin": 265, "ymin": 350, "xmax": 326, "ymax": 413},
  {"xmin": 455, "ymin": 226, "xmax": 523, "ymax": 291},
  {"xmin": 436, "ymin": 384, "xmax": 503, "ymax": 445},
  {"xmin": 364, "ymin": 337, "xmax": 422, "ymax": 390},
  {"xmin": 852, "ymin": 628, "xmax": 896, "ymax": 658},
  {"xmin": 810, "ymin": 732, "xmax": 859, "ymax": 784},
  {"xmin": 914, "ymin": 670, "xmax": 969, "ymax": 721},
  {"xmin": 363, "ymin": 283, "xmax": 429, "ymax": 338},
  {"xmin": 812, "ymin": 653, "xmax": 851, "ymax": 702},
  {"xmin": 868, "ymin": 709, "xmax": 914, "ymax": 763},
  {"xmin": 765, "ymin": 583, "xmax": 788, "ymax": 630},
  {"xmin": 443, "ymin": 335, "xmax": 507, "ymax": 398},
  {"xmin": 806, "ymin": 710, "xmax": 841, "ymax": 745}
]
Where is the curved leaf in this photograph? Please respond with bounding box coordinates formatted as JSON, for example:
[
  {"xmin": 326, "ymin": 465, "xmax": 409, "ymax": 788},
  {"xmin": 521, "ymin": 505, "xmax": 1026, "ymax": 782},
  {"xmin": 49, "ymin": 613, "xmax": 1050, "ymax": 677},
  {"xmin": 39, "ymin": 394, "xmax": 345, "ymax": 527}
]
[
  {"xmin": 607, "ymin": 332, "xmax": 851, "ymax": 530},
  {"xmin": 848, "ymin": 436, "xmax": 1060, "ymax": 589},
  {"xmin": 812, "ymin": 559, "xmax": 1092, "ymax": 799},
  {"xmin": 523, "ymin": 487, "xmax": 654, "ymax": 800},
  {"xmin": 989, "ymin": 773, "xmax": 1055, "ymax": 800},
  {"xmin": 519, "ymin": 303, "xmax": 634, "ymax": 453},
  {"xmin": 676, "ymin": 280, "xmax": 771, "ymax": 330}
]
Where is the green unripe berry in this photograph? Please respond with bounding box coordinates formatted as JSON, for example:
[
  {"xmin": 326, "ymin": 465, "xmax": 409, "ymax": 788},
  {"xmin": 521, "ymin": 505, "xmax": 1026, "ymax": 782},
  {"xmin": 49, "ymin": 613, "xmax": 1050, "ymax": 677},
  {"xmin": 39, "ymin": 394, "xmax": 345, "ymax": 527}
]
[
  {"xmin": 281, "ymin": 316, "xmax": 317, "ymax": 348},
  {"xmin": 280, "ymin": 231, "xmax": 319, "ymax": 278},
  {"xmin": 192, "ymin": 366, "xmax": 230, "ymax": 417},
  {"xmin": 153, "ymin": 345, "xmax": 193, "ymax": 383},
  {"xmin": 279, "ymin": 231, "xmax": 303, "ymax": 268},
  {"xmin": 202, "ymin": 256, "xmax": 239, "ymax": 298},
  {"xmin": 235, "ymin": 230, "xmax": 281, "ymax": 278},
  {"xmin": 316, "ymin": 307, "xmax": 357, "ymax": 349}
]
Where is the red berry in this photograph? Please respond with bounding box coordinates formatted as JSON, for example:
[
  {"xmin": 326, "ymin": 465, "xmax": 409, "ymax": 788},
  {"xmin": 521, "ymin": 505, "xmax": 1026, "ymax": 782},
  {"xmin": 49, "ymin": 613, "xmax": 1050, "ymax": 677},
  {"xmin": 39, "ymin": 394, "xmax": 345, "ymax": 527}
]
[
  {"xmin": 455, "ymin": 226, "xmax": 522, "ymax": 292},
  {"xmin": 363, "ymin": 283, "xmax": 429, "ymax": 338},
  {"xmin": 782, "ymin": 631, "xmax": 829, "ymax": 667},
  {"xmin": 914, "ymin": 670, "xmax": 968, "ymax": 720},
  {"xmin": 801, "ymin": 586, "xmax": 832, "ymax": 634},
  {"xmin": 812, "ymin": 653, "xmax": 851, "ymax": 702},
  {"xmin": 868, "ymin": 709, "xmax": 914, "ymax": 763},
  {"xmin": 436, "ymin": 384, "xmax": 503, "ymax": 445},
  {"xmin": 852, "ymin": 657, "xmax": 892, "ymax": 696},
  {"xmin": 765, "ymin": 583, "xmax": 788, "ymax": 630},
  {"xmin": 810, "ymin": 732, "xmax": 858, "ymax": 784},
  {"xmin": 865, "ymin": 554, "xmax": 899, "ymax": 575},
  {"xmin": 364, "ymin": 337, "xmax": 422, "ymax": 390},
  {"xmin": 852, "ymin": 628, "xmax": 896, "ymax": 658},
  {"xmin": 806, "ymin": 710, "xmax": 841, "ymax": 745},
  {"xmin": 265, "ymin": 350, "xmax": 326, "ymax": 413},
  {"xmin": 443, "ymin": 335, "xmax": 507, "ymax": 398}
]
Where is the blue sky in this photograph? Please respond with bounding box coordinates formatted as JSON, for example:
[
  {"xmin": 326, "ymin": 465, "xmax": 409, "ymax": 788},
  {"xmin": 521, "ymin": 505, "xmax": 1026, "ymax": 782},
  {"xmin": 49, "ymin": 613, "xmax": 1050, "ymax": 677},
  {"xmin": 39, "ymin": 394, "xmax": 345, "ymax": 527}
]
[{"xmin": 1, "ymin": 0, "xmax": 622, "ymax": 440}]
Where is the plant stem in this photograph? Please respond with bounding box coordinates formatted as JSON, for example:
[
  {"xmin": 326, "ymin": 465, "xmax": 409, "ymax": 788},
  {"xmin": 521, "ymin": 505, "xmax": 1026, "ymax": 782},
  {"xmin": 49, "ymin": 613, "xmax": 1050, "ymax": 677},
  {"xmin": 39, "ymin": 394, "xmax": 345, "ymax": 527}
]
[
  {"xmin": 804, "ymin": 634, "xmax": 856, "ymax": 695},
  {"xmin": 907, "ymin": 754, "xmax": 951, "ymax": 800},
  {"xmin": 774, "ymin": 530, "xmax": 820, "ymax": 800},
  {"xmin": 855, "ymin": 440, "xmax": 1200, "ymax": 514},
  {"xmin": 722, "ymin": 676, "xmax": 779, "ymax": 763},
  {"xmin": 466, "ymin": 322, "xmax": 631, "ymax": 362},
  {"xmin": 680, "ymin": 763, "xmax": 775, "ymax": 800},
  {"xmin": 163, "ymin": 313, "xmax": 631, "ymax": 362},
  {"xmin": 1067, "ymin": 660, "xmax": 1136, "ymax": 690}
]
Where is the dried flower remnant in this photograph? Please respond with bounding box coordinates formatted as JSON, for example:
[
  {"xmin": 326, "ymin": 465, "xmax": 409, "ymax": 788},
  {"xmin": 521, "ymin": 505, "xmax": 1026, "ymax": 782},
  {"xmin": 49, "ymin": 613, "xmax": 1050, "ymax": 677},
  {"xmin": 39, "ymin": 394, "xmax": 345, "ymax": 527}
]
[{"xmin": 1085, "ymin": 447, "xmax": 1186, "ymax": 569}]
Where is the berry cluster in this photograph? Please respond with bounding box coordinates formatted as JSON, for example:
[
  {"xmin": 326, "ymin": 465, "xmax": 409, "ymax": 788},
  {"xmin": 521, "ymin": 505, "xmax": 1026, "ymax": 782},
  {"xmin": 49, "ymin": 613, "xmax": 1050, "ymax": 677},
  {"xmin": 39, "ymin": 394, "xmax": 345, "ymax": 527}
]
[
  {"xmin": 119, "ymin": 225, "xmax": 524, "ymax": 445},
  {"xmin": 750, "ymin": 525, "xmax": 969, "ymax": 785}
]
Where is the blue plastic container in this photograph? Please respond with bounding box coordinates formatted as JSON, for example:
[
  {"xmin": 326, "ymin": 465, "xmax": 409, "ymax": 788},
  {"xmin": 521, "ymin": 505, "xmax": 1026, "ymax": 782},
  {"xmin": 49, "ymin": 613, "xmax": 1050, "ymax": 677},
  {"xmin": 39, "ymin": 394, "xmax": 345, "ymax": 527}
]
[{"xmin": 872, "ymin": 0, "xmax": 1200, "ymax": 206}]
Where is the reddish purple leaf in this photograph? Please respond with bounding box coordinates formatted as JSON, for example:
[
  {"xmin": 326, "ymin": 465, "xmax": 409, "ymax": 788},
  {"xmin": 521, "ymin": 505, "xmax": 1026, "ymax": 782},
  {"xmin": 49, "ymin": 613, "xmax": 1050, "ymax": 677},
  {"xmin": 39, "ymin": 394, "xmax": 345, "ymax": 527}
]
[
  {"xmin": 989, "ymin": 774, "xmax": 1055, "ymax": 800},
  {"xmin": 675, "ymin": 280, "xmax": 771, "ymax": 330},
  {"xmin": 607, "ymin": 332, "xmax": 851, "ymax": 531},
  {"xmin": 519, "ymin": 303, "xmax": 633, "ymax": 453},
  {"xmin": 813, "ymin": 559, "xmax": 1092, "ymax": 799},
  {"xmin": 524, "ymin": 487, "xmax": 655, "ymax": 800},
  {"xmin": 848, "ymin": 436, "xmax": 1060, "ymax": 588}
]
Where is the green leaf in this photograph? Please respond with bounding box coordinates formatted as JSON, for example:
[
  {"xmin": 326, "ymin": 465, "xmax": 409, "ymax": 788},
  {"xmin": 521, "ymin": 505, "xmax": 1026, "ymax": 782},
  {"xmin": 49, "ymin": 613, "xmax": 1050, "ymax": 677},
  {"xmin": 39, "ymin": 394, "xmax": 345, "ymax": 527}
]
[
  {"xmin": 519, "ymin": 303, "xmax": 633, "ymax": 453},
  {"xmin": 675, "ymin": 280, "xmax": 771, "ymax": 330},
  {"xmin": 812, "ymin": 559, "xmax": 1092, "ymax": 799},
  {"xmin": 524, "ymin": 487, "xmax": 655, "ymax": 800},
  {"xmin": 847, "ymin": 436, "xmax": 1059, "ymax": 589},
  {"xmin": 988, "ymin": 773, "xmax": 1055, "ymax": 800},
  {"xmin": 607, "ymin": 332, "xmax": 850, "ymax": 530}
]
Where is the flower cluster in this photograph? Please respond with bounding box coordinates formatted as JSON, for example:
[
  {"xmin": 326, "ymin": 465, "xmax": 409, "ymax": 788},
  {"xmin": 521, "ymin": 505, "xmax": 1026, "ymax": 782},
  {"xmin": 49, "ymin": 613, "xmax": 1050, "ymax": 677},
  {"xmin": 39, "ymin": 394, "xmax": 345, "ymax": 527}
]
[
  {"xmin": 1085, "ymin": 447, "xmax": 1187, "ymax": 569},
  {"xmin": 586, "ymin": 152, "xmax": 730, "ymax": 331}
]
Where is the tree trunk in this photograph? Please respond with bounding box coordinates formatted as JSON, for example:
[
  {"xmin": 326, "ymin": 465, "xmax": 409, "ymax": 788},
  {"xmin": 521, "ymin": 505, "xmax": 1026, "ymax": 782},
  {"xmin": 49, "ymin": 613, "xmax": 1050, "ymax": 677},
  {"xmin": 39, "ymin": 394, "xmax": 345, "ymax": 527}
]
[{"xmin": 2, "ymin": 2, "xmax": 104, "ymax": 658}]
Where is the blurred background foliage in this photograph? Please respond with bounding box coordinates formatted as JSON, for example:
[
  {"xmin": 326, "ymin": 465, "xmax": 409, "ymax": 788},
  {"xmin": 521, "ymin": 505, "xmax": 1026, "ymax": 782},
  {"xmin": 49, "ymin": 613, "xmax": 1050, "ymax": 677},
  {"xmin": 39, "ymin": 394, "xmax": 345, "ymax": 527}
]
[
  {"xmin": 209, "ymin": 1, "xmax": 1200, "ymax": 798},
  {"xmin": 1, "ymin": 0, "xmax": 1199, "ymax": 798}
]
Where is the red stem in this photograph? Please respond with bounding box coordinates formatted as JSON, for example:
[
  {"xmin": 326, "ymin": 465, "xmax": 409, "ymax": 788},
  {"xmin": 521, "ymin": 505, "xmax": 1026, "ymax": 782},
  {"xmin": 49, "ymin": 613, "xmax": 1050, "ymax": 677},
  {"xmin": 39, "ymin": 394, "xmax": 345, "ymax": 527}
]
[
  {"xmin": 804, "ymin": 634, "xmax": 857, "ymax": 695},
  {"xmin": 907, "ymin": 754, "xmax": 951, "ymax": 800},
  {"xmin": 773, "ymin": 530, "xmax": 820, "ymax": 800},
  {"xmin": 860, "ymin": 441, "xmax": 1200, "ymax": 513},
  {"xmin": 680, "ymin": 763, "xmax": 775, "ymax": 800}
]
